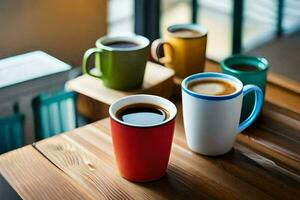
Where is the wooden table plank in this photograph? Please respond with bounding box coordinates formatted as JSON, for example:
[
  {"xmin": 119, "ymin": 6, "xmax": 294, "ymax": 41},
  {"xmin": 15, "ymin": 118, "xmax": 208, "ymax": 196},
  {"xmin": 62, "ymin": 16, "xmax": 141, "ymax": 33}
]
[
  {"xmin": 35, "ymin": 129, "xmax": 173, "ymax": 200},
  {"xmin": 66, "ymin": 62, "xmax": 175, "ymax": 105},
  {"xmin": 35, "ymin": 119, "xmax": 300, "ymax": 200},
  {"xmin": 35, "ymin": 123, "xmax": 266, "ymax": 200},
  {"xmin": 240, "ymin": 101, "xmax": 300, "ymax": 175},
  {"xmin": 267, "ymin": 72, "xmax": 300, "ymax": 95},
  {"xmin": 265, "ymin": 84, "xmax": 300, "ymax": 114},
  {"xmin": 0, "ymin": 146, "xmax": 93, "ymax": 200}
]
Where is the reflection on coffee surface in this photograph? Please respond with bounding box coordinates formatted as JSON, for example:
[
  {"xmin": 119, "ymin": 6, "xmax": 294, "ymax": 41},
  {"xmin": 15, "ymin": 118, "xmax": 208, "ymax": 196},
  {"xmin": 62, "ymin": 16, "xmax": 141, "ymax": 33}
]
[
  {"xmin": 116, "ymin": 103, "xmax": 169, "ymax": 126},
  {"xmin": 188, "ymin": 79, "xmax": 237, "ymax": 96},
  {"xmin": 171, "ymin": 28, "xmax": 203, "ymax": 38},
  {"xmin": 229, "ymin": 64, "xmax": 261, "ymax": 72},
  {"xmin": 106, "ymin": 41, "xmax": 138, "ymax": 48}
]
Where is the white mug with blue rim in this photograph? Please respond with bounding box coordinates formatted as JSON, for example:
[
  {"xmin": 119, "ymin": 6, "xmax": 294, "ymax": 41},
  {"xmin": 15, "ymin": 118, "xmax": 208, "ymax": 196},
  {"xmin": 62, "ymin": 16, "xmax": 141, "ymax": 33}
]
[{"xmin": 181, "ymin": 72, "xmax": 263, "ymax": 156}]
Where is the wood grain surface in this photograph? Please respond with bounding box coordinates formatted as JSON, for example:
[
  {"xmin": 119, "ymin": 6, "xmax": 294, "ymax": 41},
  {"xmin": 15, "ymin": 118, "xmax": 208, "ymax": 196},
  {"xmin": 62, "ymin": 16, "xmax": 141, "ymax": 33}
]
[
  {"xmin": 267, "ymin": 70, "xmax": 300, "ymax": 95},
  {"xmin": 0, "ymin": 146, "xmax": 93, "ymax": 200},
  {"xmin": 32, "ymin": 118, "xmax": 300, "ymax": 200}
]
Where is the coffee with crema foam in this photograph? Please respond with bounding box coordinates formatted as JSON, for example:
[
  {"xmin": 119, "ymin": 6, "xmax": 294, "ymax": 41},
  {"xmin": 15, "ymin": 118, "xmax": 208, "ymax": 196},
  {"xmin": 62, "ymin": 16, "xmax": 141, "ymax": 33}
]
[
  {"xmin": 187, "ymin": 79, "xmax": 237, "ymax": 96},
  {"xmin": 170, "ymin": 28, "xmax": 203, "ymax": 38}
]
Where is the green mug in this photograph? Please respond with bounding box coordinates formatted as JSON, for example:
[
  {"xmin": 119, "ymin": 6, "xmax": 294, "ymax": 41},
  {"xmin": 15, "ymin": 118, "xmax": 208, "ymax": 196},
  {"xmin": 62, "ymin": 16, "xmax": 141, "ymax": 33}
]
[
  {"xmin": 82, "ymin": 35, "xmax": 150, "ymax": 91},
  {"xmin": 220, "ymin": 55, "xmax": 269, "ymax": 121}
]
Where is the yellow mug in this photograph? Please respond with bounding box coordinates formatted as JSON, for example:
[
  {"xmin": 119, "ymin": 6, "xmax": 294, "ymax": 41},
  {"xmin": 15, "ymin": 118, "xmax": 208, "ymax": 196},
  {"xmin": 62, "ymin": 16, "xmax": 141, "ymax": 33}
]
[{"xmin": 151, "ymin": 24, "xmax": 207, "ymax": 78}]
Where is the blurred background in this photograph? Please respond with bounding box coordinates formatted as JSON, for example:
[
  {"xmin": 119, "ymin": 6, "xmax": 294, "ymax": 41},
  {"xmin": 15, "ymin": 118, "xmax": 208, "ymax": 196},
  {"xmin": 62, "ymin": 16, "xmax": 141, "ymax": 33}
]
[
  {"xmin": 109, "ymin": 0, "xmax": 300, "ymax": 81},
  {"xmin": 1, "ymin": 0, "xmax": 299, "ymax": 79}
]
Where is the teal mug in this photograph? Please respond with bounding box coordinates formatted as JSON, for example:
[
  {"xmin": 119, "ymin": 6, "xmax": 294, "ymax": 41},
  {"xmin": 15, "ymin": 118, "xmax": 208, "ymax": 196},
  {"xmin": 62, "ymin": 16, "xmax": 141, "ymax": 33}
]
[
  {"xmin": 220, "ymin": 55, "xmax": 269, "ymax": 121},
  {"xmin": 82, "ymin": 35, "xmax": 150, "ymax": 91}
]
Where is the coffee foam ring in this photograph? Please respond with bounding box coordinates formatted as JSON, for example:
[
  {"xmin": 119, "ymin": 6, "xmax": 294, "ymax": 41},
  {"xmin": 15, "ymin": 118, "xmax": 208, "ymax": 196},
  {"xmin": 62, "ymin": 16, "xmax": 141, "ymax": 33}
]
[{"xmin": 194, "ymin": 83, "xmax": 225, "ymax": 95}]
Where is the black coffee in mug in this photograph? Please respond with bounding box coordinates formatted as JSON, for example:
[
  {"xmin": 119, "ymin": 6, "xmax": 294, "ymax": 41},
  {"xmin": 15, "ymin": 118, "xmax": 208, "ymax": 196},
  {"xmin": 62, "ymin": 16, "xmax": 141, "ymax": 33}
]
[
  {"xmin": 229, "ymin": 64, "xmax": 261, "ymax": 72},
  {"xmin": 116, "ymin": 103, "xmax": 169, "ymax": 126},
  {"xmin": 106, "ymin": 41, "xmax": 138, "ymax": 49}
]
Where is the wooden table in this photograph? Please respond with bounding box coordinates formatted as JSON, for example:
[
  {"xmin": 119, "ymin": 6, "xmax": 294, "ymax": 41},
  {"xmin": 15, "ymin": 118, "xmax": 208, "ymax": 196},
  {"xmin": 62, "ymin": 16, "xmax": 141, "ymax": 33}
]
[{"xmin": 0, "ymin": 61, "xmax": 299, "ymax": 199}]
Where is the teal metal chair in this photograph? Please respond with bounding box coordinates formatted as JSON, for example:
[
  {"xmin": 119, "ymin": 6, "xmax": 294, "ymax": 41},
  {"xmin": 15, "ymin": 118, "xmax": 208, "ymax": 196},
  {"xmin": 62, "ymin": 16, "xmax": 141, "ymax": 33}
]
[
  {"xmin": 32, "ymin": 91, "xmax": 78, "ymax": 140},
  {"xmin": 0, "ymin": 104, "xmax": 24, "ymax": 154}
]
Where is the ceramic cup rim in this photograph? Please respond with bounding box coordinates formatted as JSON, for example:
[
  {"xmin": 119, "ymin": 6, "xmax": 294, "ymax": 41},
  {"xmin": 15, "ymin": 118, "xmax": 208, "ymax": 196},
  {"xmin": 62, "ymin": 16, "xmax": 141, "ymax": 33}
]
[
  {"xmin": 166, "ymin": 24, "xmax": 208, "ymax": 39},
  {"xmin": 220, "ymin": 55, "xmax": 269, "ymax": 75},
  {"xmin": 109, "ymin": 94, "xmax": 177, "ymax": 128},
  {"xmin": 181, "ymin": 72, "xmax": 244, "ymax": 101},
  {"xmin": 96, "ymin": 34, "xmax": 150, "ymax": 52}
]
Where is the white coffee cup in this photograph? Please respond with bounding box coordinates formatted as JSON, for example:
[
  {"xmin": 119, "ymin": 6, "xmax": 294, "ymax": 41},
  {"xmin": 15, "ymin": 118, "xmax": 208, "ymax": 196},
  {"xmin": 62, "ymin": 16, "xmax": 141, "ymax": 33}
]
[{"xmin": 181, "ymin": 72, "xmax": 263, "ymax": 156}]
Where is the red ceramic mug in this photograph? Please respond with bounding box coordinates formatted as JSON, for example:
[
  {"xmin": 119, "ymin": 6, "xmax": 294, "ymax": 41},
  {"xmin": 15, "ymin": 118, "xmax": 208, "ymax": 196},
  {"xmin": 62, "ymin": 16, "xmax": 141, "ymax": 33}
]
[{"xmin": 109, "ymin": 95, "xmax": 177, "ymax": 182}]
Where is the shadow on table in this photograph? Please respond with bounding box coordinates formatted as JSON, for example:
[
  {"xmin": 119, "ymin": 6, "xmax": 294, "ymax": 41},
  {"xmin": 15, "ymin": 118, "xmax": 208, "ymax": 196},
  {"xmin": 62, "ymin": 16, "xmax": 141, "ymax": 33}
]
[{"xmin": 0, "ymin": 174, "xmax": 21, "ymax": 200}]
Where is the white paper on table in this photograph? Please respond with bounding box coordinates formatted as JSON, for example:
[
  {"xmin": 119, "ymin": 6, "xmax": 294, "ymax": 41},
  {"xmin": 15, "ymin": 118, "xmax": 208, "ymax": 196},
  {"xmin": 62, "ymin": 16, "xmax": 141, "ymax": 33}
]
[{"xmin": 0, "ymin": 51, "xmax": 71, "ymax": 88}]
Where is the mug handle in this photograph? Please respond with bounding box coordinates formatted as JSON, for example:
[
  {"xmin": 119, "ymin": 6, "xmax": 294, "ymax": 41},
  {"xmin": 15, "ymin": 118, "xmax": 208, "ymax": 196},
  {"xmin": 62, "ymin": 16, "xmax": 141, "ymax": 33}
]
[
  {"xmin": 238, "ymin": 85, "xmax": 263, "ymax": 133},
  {"xmin": 151, "ymin": 38, "xmax": 173, "ymax": 64},
  {"xmin": 82, "ymin": 48, "xmax": 103, "ymax": 78}
]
